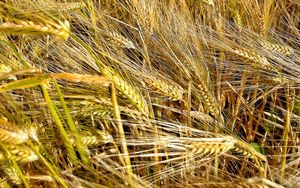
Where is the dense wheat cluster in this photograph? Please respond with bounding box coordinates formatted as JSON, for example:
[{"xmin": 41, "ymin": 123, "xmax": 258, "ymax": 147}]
[{"xmin": 0, "ymin": 0, "xmax": 299, "ymax": 187}]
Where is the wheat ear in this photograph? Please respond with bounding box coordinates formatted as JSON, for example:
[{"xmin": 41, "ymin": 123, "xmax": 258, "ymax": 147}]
[
  {"xmin": 105, "ymin": 31, "xmax": 136, "ymax": 49},
  {"xmin": 0, "ymin": 118, "xmax": 35, "ymax": 144},
  {"xmin": 0, "ymin": 145, "xmax": 38, "ymax": 164},
  {"xmin": 0, "ymin": 19, "xmax": 70, "ymax": 40},
  {"xmin": 232, "ymin": 139, "xmax": 268, "ymax": 177},
  {"xmin": 186, "ymin": 136, "xmax": 235, "ymax": 156},
  {"xmin": 146, "ymin": 76, "xmax": 185, "ymax": 101},
  {"xmin": 101, "ymin": 66, "xmax": 149, "ymax": 115},
  {"xmin": 235, "ymin": 12, "xmax": 242, "ymax": 32},
  {"xmin": 233, "ymin": 48, "xmax": 271, "ymax": 68},
  {"xmin": 79, "ymin": 102, "xmax": 114, "ymax": 116},
  {"xmin": 260, "ymin": 41, "xmax": 293, "ymax": 55},
  {"xmin": 69, "ymin": 130, "xmax": 112, "ymax": 147},
  {"xmin": 196, "ymin": 80, "xmax": 220, "ymax": 118},
  {"xmin": 2, "ymin": 164, "xmax": 21, "ymax": 185},
  {"xmin": 200, "ymin": 0, "xmax": 214, "ymax": 6},
  {"xmin": 56, "ymin": 2, "xmax": 86, "ymax": 13},
  {"xmin": 72, "ymin": 32, "xmax": 148, "ymax": 115}
]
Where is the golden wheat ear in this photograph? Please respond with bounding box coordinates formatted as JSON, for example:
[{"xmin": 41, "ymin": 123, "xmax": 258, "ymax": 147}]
[
  {"xmin": 0, "ymin": 19, "xmax": 70, "ymax": 40},
  {"xmin": 0, "ymin": 145, "xmax": 38, "ymax": 164},
  {"xmin": 145, "ymin": 75, "xmax": 185, "ymax": 101},
  {"xmin": 101, "ymin": 66, "xmax": 149, "ymax": 115},
  {"xmin": 200, "ymin": 0, "xmax": 214, "ymax": 6},
  {"xmin": 186, "ymin": 136, "xmax": 236, "ymax": 156},
  {"xmin": 52, "ymin": 2, "xmax": 86, "ymax": 13},
  {"xmin": 69, "ymin": 130, "xmax": 112, "ymax": 147},
  {"xmin": 194, "ymin": 80, "xmax": 221, "ymax": 119},
  {"xmin": 104, "ymin": 31, "xmax": 136, "ymax": 49},
  {"xmin": 259, "ymin": 41, "xmax": 293, "ymax": 55},
  {"xmin": 2, "ymin": 163, "xmax": 22, "ymax": 185},
  {"xmin": 232, "ymin": 48, "xmax": 271, "ymax": 68},
  {"xmin": 0, "ymin": 118, "xmax": 34, "ymax": 144}
]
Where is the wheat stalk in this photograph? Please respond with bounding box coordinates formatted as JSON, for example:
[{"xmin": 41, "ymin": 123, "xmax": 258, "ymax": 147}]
[{"xmin": 0, "ymin": 19, "xmax": 70, "ymax": 40}]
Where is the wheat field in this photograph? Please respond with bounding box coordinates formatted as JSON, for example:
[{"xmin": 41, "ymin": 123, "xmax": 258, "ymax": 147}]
[{"xmin": 0, "ymin": 0, "xmax": 299, "ymax": 187}]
